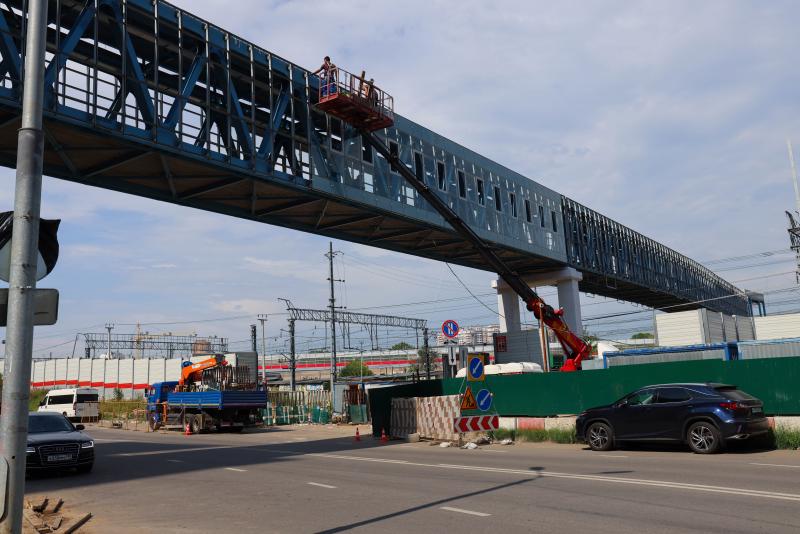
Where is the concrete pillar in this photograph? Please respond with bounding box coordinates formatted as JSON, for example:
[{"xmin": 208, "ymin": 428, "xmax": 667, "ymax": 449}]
[
  {"xmin": 492, "ymin": 279, "xmax": 520, "ymax": 332},
  {"xmin": 492, "ymin": 267, "xmax": 583, "ymax": 335},
  {"xmin": 556, "ymin": 275, "xmax": 582, "ymax": 335}
]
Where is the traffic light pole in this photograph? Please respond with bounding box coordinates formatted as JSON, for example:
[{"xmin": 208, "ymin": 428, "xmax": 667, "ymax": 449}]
[{"xmin": 0, "ymin": 1, "xmax": 49, "ymax": 531}]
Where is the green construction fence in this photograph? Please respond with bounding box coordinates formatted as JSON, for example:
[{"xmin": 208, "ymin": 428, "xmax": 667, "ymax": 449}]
[{"xmin": 370, "ymin": 357, "xmax": 800, "ymax": 436}]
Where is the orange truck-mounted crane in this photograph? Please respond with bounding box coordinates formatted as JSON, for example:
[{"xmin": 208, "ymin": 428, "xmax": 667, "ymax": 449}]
[
  {"xmin": 316, "ymin": 67, "xmax": 591, "ymax": 371},
  {"xmin": 178, "ymin": 354, "xmax": 228, "ymax": 388}
]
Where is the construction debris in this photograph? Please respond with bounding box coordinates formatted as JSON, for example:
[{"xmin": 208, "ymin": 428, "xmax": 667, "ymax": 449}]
[{"xmin": 22, "ymin": 496, "xmax": 92, "ymax": 534}]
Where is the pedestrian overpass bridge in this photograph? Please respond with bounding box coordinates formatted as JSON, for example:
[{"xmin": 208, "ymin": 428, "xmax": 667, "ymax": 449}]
[{"xmin": 0, "ymin": 0, "xmax": 751, "ymax": 317}]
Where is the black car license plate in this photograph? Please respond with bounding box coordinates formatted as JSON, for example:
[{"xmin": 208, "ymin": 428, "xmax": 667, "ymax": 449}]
[{"xmin": 47, "ymin": 453, "xmax": 73, "ymax": 462}]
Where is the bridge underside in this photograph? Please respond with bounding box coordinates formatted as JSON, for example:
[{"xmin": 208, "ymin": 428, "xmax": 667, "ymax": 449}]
[{"xmin": 0, "ymin": 110, "xmax": 716, "ymax": 313}]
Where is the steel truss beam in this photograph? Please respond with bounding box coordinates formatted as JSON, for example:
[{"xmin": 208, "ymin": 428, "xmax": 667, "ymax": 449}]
[{"xmin": 285, "ymin": 306, "xmax": 426, "ymax": 330}]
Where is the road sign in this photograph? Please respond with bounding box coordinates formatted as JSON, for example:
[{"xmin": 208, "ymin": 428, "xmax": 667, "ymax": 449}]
[
  {"xmin": 454, "ymin": 415, "xmax": 499, "ymax": 433},
  {"xmin": 476, "ymin": 389, "xmax": 492, "ymax": 412},
  {"xmin": 447, "ymin": 345, "xmax": 457, "ymax": 366},
  {"xmin": 467, "ymin": 355, "xmax": 485, "ymax": 382},
  {"xmin": 441, "ymin": 319, "xmax": 459, "ymax": 339},
  {"xmin": 460, "ymin": 387, "xmax": 477, "ymax": 411}
]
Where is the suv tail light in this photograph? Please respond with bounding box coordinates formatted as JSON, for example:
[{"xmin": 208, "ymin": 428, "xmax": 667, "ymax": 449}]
[{"xmin": 719, "ymin": 401, "xmax": 741, "ymax": 410}]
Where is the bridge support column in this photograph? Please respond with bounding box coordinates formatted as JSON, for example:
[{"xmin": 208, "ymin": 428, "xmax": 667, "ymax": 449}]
[
  {"xmin": 492, "ymin": 267, "xmax": 583, "ymax": 335},
  {"xmin": 492, "ymin": 279, "xmax": 521, "ymax": 333},
  {"xmin": 556, "ymin": 272, "xmax": 583, "ymax": 335}
]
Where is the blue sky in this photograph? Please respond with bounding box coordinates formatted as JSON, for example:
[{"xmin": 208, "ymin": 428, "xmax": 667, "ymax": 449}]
[{"xmin": 2, "ymin": 0, "xmax": 799, "ymax": 356}]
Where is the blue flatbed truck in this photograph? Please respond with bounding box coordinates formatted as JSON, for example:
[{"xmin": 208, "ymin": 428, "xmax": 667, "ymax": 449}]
[{"xmin": 146, "ymin": 381, "xmax": 267, "ymax": 433}]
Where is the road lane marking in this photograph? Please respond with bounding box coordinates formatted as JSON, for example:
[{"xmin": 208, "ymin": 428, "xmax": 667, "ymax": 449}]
[
  {"xmin": 225, "ymin": 467, "xmax": 247, "ymax": 472},
  {"xmin": 305, "ymin": 454, "xmax": 800, "ymax": 502},
  {"xmin": 307, "ymin": 482, "xmax": 337, "ymax": 489},
  {"xmin": 751, "ymin": 463, "xmax": 800, "ymax": 469},
  {"xmin": 440, "ymin": 506, "xmax": 490, "ymax": 517},
  {"xmin": 112, "ymin": 445, "xmax": 237, "ymax": 457}
]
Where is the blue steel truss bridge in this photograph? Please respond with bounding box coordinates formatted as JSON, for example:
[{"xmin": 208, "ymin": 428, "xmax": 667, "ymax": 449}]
[{"xmin": 0, "ymin": 0, "xmax": 751, "ymax": 316}]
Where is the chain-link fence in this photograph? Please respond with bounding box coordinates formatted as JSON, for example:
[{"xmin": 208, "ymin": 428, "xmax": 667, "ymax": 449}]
[
  {"xmin": 97, "ymin": 400, "xmax": 148, "ymax": 430},
  {"xmin": 264, "ymin": 390, "xmax": 331, "ymax": 425}
]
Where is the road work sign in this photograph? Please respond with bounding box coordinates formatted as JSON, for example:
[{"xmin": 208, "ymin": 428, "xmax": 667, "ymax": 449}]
[
  {"xmin": 476, "ymin": 389, "xmax": 493, "ymax": 412},
  {"xmin": 467, "ymin": 354, "xmax": 485, "ymax": 382},
  {"xmin": 454, "ymin": 415, "xmax": 499, "ymax": 432},
  {"xmin": 460, "ymin": 387, "xmax": 477, "ymax": 411}
]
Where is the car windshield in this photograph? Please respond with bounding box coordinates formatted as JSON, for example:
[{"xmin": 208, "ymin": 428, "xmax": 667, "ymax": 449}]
[{"xmin": 28, "ymin": 414, "xmax": 74, "ymax": 433}]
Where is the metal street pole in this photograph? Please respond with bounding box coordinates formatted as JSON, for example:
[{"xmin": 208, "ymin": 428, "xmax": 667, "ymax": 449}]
[
  {"xmin": 0, "ymin": 1, "xmax": 49, "ymax": 531},
  {"xmin": 257, "ymin": 314, "xmax": 267, "ymax": 386}
]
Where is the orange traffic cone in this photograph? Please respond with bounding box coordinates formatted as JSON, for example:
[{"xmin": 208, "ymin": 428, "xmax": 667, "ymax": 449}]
[
  {"xmin": 184, "ymin": 422, "xmax": 192, "ymax": 436},
  {"xmin": 355, "ymin": 427, "xmax": 361, "ymax": 442},
  {"xmin": 381, "ymin": 428, "xmax": 388, "ymax": 442}
]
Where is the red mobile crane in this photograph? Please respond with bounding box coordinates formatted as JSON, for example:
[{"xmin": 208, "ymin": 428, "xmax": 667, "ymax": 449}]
[{"xmin": 316, "ymin": 67, "xmax": 591, "ymax": 371}]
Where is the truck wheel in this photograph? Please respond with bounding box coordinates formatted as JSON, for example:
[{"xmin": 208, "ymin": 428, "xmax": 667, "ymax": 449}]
[
  {"xmin": 148, "ymin": 414, "xmax": 161, "ymax": 432},
  {"xmin": 190, "ymin": 416, "xmax": 202, "ymax": 434}
]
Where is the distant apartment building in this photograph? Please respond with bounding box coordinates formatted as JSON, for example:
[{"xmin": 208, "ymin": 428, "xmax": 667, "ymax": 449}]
[{"xmin": 436, "ymin": 324, "xmax": 500, "ymax": 345}]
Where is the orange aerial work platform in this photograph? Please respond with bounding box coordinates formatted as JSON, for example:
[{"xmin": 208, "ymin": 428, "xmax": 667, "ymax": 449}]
[{"xmin": 316, "ymin": 67, "xmax": 394, "ymax": 132}]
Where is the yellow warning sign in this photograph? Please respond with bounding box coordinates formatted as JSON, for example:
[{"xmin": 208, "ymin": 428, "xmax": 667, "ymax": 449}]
[{"xmin": 460, "ymin": 387, "xmax": 478, "ymax": 411}]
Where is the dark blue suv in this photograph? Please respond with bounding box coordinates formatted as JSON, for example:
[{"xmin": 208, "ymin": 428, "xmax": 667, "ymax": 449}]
[{"xmin": 576, "ymin": 383, "xmax": 769, "ymax": 454}]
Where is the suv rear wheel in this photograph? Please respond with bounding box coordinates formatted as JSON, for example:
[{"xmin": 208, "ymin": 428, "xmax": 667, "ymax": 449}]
[
  {"xmin": 586, "ymin": 422, "xmax": 614, "ymax": 451},
  {"xmin": 687, "ymin": 421, "xmax": 721, "ymax": 454}
]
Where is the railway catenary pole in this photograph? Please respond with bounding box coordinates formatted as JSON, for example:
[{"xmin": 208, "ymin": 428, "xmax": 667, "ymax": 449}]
[
  {"xmin": 289, "ymin": 318, "xmax": 296, "ymax": 391},
  {"xmin": 0, "ymin": 1, "xmax": 49, "ymax": 531},
  {"xmin": 325, "ymin": 242, "xmax": 341, "ymax": 397},
  {"xmin": 423, "ymin": 327, "xmax": 431, "ymax": 380}
]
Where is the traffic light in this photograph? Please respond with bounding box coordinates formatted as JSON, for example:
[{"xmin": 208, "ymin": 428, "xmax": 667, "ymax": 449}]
[{"xmin": 0, "ymin": 211, "xmax": 60, "ymax": 282}]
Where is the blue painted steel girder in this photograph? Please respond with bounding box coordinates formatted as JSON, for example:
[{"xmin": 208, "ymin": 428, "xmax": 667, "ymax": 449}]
[{"xmin": 0, "ymin": 0, "xmax": 751, "ymax": 316}]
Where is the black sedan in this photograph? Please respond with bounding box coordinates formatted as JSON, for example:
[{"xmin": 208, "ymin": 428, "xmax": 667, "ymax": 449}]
[
  {"xmin": 26, "ymin": 412, "xmax": 94, "ymax": 473},
  {"xmin": 576, "ymin": 383, "xmax": 769, "ymax": 454}
]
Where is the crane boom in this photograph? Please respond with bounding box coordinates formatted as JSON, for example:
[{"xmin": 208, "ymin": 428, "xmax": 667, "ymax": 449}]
[{"xmin": 360, "ymin": 131, "xmax": 591, "ymax": 371}]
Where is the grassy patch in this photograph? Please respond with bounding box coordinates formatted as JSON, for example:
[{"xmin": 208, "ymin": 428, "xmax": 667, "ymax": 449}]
[
  {"xmin": 28, "ymin": 389, "xmax": 47, "ymax": 411},
  {"xmin": 99, "ymin": 400, "xmax": 147, "ymax": 421},
  {"xmin": 773, "ymin": 426, "xmax": 800, "ymax": 450},
  {"xmin": 492, "ymin": 427, "xmax": 577, "ymax": 444}
]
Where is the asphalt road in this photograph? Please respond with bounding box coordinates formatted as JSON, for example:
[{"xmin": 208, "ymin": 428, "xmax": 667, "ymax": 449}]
[{"xmin": 24, "ymin": 425, "xmax": 800, "ymax": 533}]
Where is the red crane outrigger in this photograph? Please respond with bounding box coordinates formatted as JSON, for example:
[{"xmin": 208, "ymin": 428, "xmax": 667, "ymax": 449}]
[{"xmin": 315, "ymin": 68, "xmax": 591, "ymax": 371}]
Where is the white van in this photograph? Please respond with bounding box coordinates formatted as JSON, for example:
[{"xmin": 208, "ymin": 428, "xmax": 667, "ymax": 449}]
[{"xmin": 37, "ymin": 388, "xmax": 100, "ymax": 422}]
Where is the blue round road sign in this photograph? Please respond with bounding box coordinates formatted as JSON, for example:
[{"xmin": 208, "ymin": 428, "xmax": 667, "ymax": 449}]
[
  {"xmin": 476, "ymin": 389, "xmax": 492, "ymax": 411},
  {"xmin": 468, "ymin": 356, "xmax": 484, "ymax": 381},
  {"xmin": 442, "ymin": 319, "xmax": 460, "ymax": 339}
]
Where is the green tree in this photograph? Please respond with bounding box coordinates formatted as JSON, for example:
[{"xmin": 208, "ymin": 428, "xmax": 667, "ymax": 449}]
[
  {"xmin": 631, "ymin": 332, "xmax": 655, "ymax": 339},
  {"xmin": 339, "ymin": 359, "xmax": 373, "ymax": 378},
  {"xmin": 390, "ymin": 342, "xmax": 413, "ymax": 350},
  {"xmin": 113, "ymin": 387, "xmax": 124, "ymax": 401}
]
